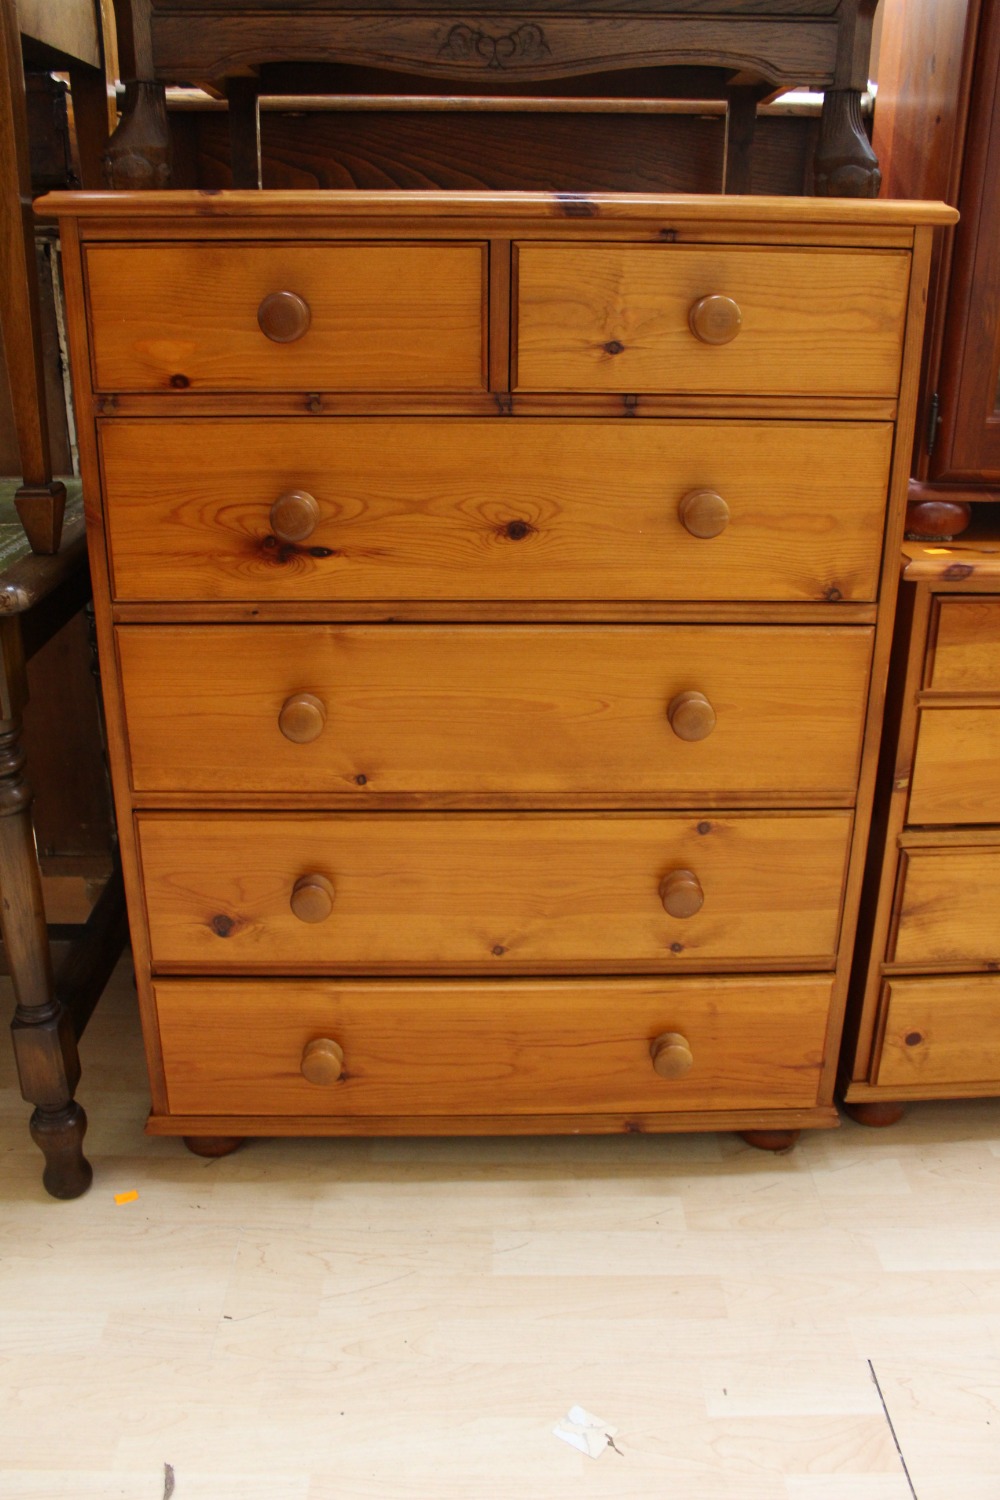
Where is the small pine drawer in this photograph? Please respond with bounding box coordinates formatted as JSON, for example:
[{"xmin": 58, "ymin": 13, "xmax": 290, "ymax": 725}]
[
  {"xmin": 136, "ymin": 811, "xmax": 852, "ymax": 972},
  {"xmin": 84, "ymin": 242, "xmax": 487, "ymax": 392},
  {"xmin": 117, "ymin": 623, "xmax": 873, "ymax": 804},
  {"xmin": 908, "ymin": 708, "xmax": 1000, "ymax": 823},
  {"xmin": 513, "ymin": 243, "xmax": 910, "ymax": 395},
  {"xmin": 100, "ymin": 417, "xmax": 893, "ymax": 605},
  {"xmin": 890, "ymin": 845, "xmax": 1000, "ymax": 966},
  {"xmin": 875, "ymin": 974, "xmax": 1000, "ymax": 1089},
  {"xmin": 926, "ymin": 599, "xmax": 1000, "ymax": 692},
  {"xmin": 154, "ymin": 974, "xmax": 832, "ymax": 1117}
]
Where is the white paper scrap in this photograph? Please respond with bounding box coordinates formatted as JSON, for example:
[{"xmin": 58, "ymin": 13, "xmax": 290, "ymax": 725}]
[{"xmin": 553, "ymin": 1405, "xmax": 620, "ymax": 1459}]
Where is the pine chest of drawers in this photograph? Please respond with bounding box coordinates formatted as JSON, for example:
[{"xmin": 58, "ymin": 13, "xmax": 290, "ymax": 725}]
[
  {"xmin": 842, "ymin": 533, "xmax": 1000, "ymax": 1122},
  {"xmin": 45, "ymin": 190, "xmax": 953, "ymax": 1156}
]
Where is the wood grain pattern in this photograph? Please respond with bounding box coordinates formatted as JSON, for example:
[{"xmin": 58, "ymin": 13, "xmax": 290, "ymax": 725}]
[
  {"xmin": 153, "ymin": 973, "xmax": 831, "ymax": 1116},
  {"xmin": 136, "ymin": 811, "xmax": 852, "ymax": 971},
  {"xmin": 116, "ymin": 623, "xmax": 873, "ymax": 802},
  {"xmin": 926, "ymin": 597, "xmax": 1000, "ymax": 691},
  {"xmin": 908, "ymin": 707, "xmax": 1000, "ymax": 823},
  {"xmin": 876, "ymin": 973, "xmax": 1000, "ymax": 1088},
  {"xmin": 99, "ymin": 417, "xmax": 894, "ymax": 604},
  {"xmin": 514, "ymin": 243, "xmax": 911, "ymax": 395},
  {"xmin": 891, "ymin": 845, "xmax": 1000, "ymax": 966},
  {"xmin": 84, "ymin": 241, "xmax": 487, "ymax": 391}
]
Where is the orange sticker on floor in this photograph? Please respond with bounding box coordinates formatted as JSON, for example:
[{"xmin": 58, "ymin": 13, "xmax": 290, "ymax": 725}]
[{"xmin": 114, "ymin": 1190, "xmax": 138, "ymax": 1205}]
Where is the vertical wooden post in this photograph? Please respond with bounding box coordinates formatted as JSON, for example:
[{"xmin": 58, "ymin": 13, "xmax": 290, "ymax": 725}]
[{"xmin": 0, "ymin": 618, "xmax": 91, "ymax": 1197}]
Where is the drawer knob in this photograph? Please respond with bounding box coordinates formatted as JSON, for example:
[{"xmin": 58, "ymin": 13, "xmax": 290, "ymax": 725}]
[
  {"xmin": 279, "ymin": 693, "xmax": 326, "ymax": 745},
  {"xmin": 650, "ymin": 1032, "xmax": 694, "ymax": 1080},
  {"xmin": 270, "ymin": 489, "xmax": 320, "ymax": 543},
  {"xmin": 257, "ymin": 290, "xmax": 312, "ymax": 343},
  {"xmin": 301, "ymin": 1037, "xmax": 345, "ymax": 1086},
  {"xmin": 679, "ymin": 489, "xmax": 730, "ymax": 539},
  {"xmin": 667, "ymin": 690, "xmax": 717, "ymax": 741},
  {"xmin": 659, "ymin": 869, "xmax": 704, "ymax": 918},
  {"xmin": 688, "ymin": 294, "xmax": 742, "ymax": 346},
  {"xmin": 290, "ymin": 873, "xmax": 336, "ymax": 923}
]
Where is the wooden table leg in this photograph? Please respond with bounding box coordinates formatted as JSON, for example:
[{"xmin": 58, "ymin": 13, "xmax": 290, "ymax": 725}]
[{"xmin": 0, "ymin": 619, "xmax": 91, "ymax": 1198}]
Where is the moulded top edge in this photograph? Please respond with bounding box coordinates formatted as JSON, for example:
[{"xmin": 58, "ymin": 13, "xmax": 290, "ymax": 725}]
[{"xmin": 35, "ymin": 189, "xmax": 959, "ymax": 229}]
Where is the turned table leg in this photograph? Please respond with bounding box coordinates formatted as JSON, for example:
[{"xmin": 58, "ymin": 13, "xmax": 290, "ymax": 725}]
[
  {"xmin": 1, "ymin": 620, "xmax": 91, "ymax": 1198},
  {"xmin": 814, "ymin": 90, "xmax": 881, "ymax": 198}
]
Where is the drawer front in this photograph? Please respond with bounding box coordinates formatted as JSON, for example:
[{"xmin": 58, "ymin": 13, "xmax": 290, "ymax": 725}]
[
  {"xmin": 85, "ymin": 243, "xmax": 486, "ymax": 392},
  {"xmin": 928, "ymin": 599, "xmax": 1000, "ymax": 692},
  {"xmin": 892, "ymin": 846, "xmax": 1000, "ymax": 965},
  {"xmin": 876, "ymin": 975, "xmax": 1000, "ymax": 1089},
  {"xmin": 137, "ymin": 812, "xmax": 852, "ymax": 971},
  {"xmin": 908, "ymin": 709, "xmax": 1000, "ymax": 824},
  {"xmin": 155, "ymin": 974, "xmax": 832, "ymax": 1116},
  {"xmin": 514, "ymin": 244, "xmax": 909, "ymax": 395},
  {"xmin": 102, "ymin": 418, "xmax": 893, "ymax": 605},
  {"xmin": 118, "ymin": 624, "xmax": 872, "ymax": 803}
]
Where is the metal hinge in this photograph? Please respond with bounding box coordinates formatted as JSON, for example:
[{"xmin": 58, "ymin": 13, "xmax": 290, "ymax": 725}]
[{"xmin": 926, "ymin": 391, "xmax": 941, "ymax": 455}]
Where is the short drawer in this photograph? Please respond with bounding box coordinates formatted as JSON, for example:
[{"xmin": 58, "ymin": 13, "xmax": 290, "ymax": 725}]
[
  {"xmin": 514, "ymin": 244, "xmax": 909, "ymax": 395},
  {"xmin": 908, "ymin": 709, "xmax": 1000, "ymax": 824},
  {"xmin": 154, "ymin": 973, "xmax": 832, "ymax": 1116},
  {"xmin": 137, "ymin": 811, "xmax": 852, "ymax": 972},
  {"xmin": 876, "ymin": 975, "xmax": 1000, "ymax": 1089},
  {"xmin": 927, "ymin": 599, "xmax": 1000, "ymax": 692},
  {"xmin": 85, "ymin": 243, "xmax": 486, "ymax": 392},
  {"xmin": 101, "ymin": 418, "xmax": 893, "ymax": 604},
  {"xmin": 118, "ymin": 624, "xmax": 872, "ymax": 804},
  {"xmin": 891, "ymin": 846, "xmax": 1000, "ymax": 966}
]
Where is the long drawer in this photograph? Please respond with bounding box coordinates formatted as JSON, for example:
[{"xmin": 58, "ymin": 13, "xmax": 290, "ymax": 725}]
[
  {"xmin": 514, "ymin": 243, "xmax": 910, "ymax": 395},
  {"xmin": 118, "ymin": 624, "xmax": 873, "ymax": 803},
  {"xmin": 926, "ymin": 599, "xmax": 1000, "ymax": 691},
  {"xmin": 137, "ymin": 811, "xmax": 851, "ymax": 971},
  {"xmin": 100, "ymin": 419, "xmax": 893, "ymax": 604},
  {"xmin": 84, "ymin": 243, "xmax": 487, "ymax": 392},
  {"xmin": 155, "ymin": 974, "xmax": 832, "ymax": 1116},
  {"xmin": 892, "ymin": 846, "xmax": 1000, "ymax": 966}
]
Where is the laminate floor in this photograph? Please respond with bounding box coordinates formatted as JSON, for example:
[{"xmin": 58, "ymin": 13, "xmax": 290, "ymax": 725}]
[{"xmin": 2, "ymin": 957, "xmax": 999, "ymax": 1498}]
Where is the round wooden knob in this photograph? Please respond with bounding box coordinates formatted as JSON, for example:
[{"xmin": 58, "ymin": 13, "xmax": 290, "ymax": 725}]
[
  {"xmin": 688, "ymin": 294, "xmax": 742, "ymax": 345},
  {"xmin": 290, "ymin": 873, "xmax": 336, "ymax": 923},
  {"xmin": 659, "ymin": 869, "xmax": 704, "ymax": 918},
  {"xmin": 650, "ymin": 1032, "xmax": 694, "ymax": 1080},
  {"xmin": 667, "ymin": 690, "xmax": 717, "ymax": 741},
  {"xmin": 679, "ymin": 489, "xmax": 730, "ymax": 539},
  {"xmin": 270, "ymin": 489, "xmax": 320, "ymax": 543},
  {"xmin": 301, "ymin": 1037, "xmax": 345, "ymax": 1086},
  {"xmin": 257, "ymin": 290, "xmax": 311, "ymax": 343},
  {"xmin": 279, "ymin": 693, "xmax": 326, "ymax": 744}
]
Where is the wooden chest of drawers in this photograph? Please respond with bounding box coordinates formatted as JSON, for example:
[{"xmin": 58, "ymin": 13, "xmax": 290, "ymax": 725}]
[
  {"xmin": 44, "ymin": 190, "xmax": 952, "ymax": 1156},
  {"xmin": 843, "ymin": 534, "xmax": 1000, "ymax": 1119}
]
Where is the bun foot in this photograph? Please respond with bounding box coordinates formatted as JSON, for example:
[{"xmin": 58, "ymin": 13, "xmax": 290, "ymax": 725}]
[
  {"xmin": 843, "ymin": 1101, "xmax": 906, "ymax": 1128},
  {"xmin": 183, "ymin": 1135, "xmax": 245, "ymax": 1158},
  {"xmin": 740, "ymin": 1129, "xmax": 800, "ymax": 1153}
]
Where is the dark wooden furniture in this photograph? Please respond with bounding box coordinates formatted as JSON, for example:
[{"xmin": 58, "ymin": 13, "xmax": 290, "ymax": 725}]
[
  {"xmin": 103, "ymin": 0, "xmax": 881, "ymax": 196},
  {"xmin": 0, "ymin": 0, "xmax": 111, "ymax": 552},
  {"xmin": 842, "ymin": 525, "xmax": 1000, "ymax": 1122},
  {"xmin": 0, "ymin": 488, "xmax": 128, "ymax": 1198},
  {"xmin": 42, "ymin": 188, "xmax": 949, "ymax": 1157},
  {"xmin": 873, "ymin": 0, "xmax": 1000, "ymax": 536}
]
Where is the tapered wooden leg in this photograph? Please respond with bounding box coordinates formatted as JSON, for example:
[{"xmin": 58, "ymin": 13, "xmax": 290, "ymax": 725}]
[
  {"xmin": 101, "ymin": 80, "xmax": 172, "ymax": 189},
  {"xmin": 184, "ymin": 1135, "xmax": 245, "ymax": 1159},
  {"xmin": 814, "ymin": 90, "xmax": 881, "ymax": 197},
  {"xmin": 1, "ymin": 621, "xmax": 91, "ymax": 1197},
  {"xmin": 842, "ymin": 1101, "xmax": 906, "ymax": 1128},
  {"xmin": 740, "ymin": 1129, "xmax": 801, "ymax": 1153}
]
